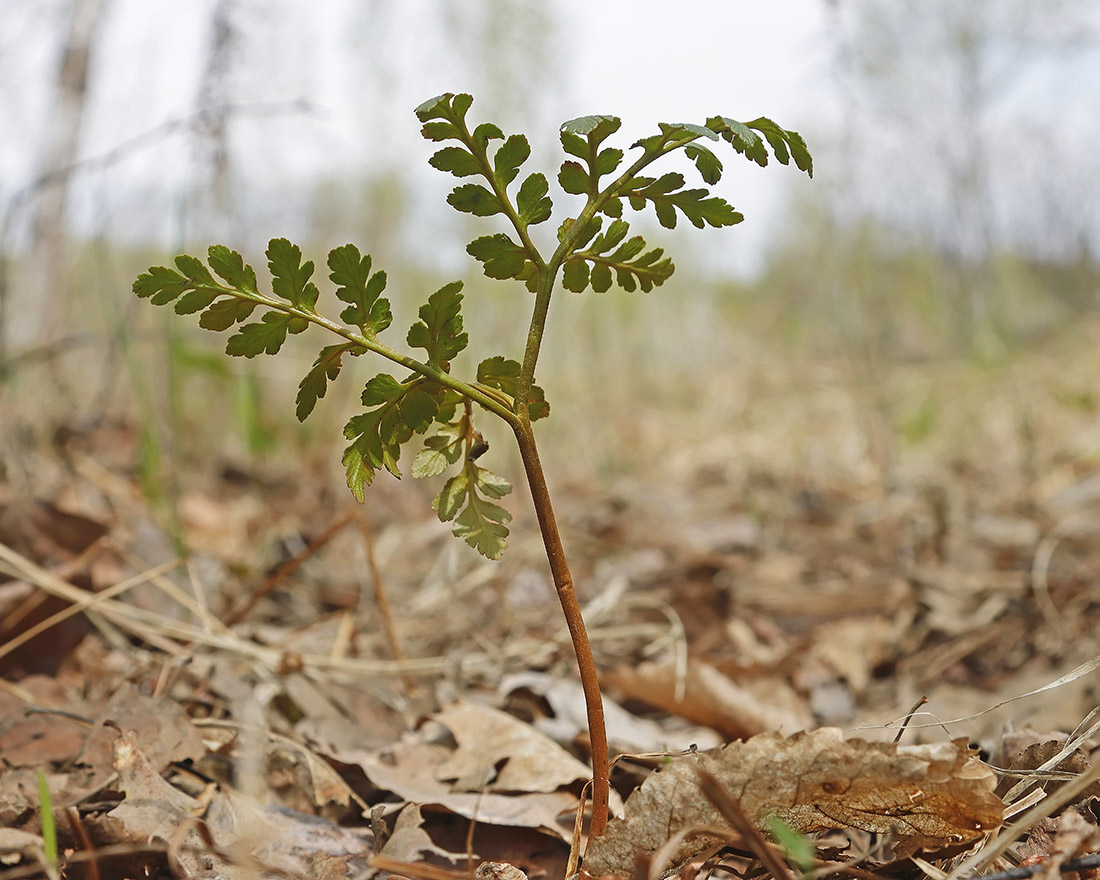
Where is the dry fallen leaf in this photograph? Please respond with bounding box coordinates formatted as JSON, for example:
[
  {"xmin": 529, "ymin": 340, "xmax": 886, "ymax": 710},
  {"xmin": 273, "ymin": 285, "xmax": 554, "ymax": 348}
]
[
  {"xmin": 477, "ymin": 860, "xmax": 530, "ymax": 880},
  {"xmin": 994, "ymin": 737, "xmax": 1100, "ymax": 803},
  {"xmin": 583, "ymin": 728, "xmax": 1004, "ymax": 878},
  {"xmin": 105, "ymin": 727, "xmax": 370, "ymax": 879},
  {"xmin": 326, "ymin": 703, "xmax": 585, "ymax": 838},
  {"xmin": 604, "ymin": 659, "xmax": 812, "ymax": 739},
  {"xmin": 378, "ymin": 804, "xmax": 465, "ymax": 864},
  {"xmin": 0, "ymin": 705, "xmax": 88, "ymax": 768},
  {"xmin": 1017, "ymin": 808, "xmax": 1100, "ymax": 872},
  {"xmin": 501, "ymin": 672, "xmax": 723, "ymax": 754},
  {"xmin": 104, "ymin": 728, "xmax": 205, "ymax": 862},
  {"xmin": 434, "ymin": 701, "xmax": 600, "ymax": 794},
  {"xmin": 81, "ymin": 683, "xmax": 206, "ymax": 788},
  {"xmin": 0, "ymin": 768, "xmax": 84, "ymax": 827}
]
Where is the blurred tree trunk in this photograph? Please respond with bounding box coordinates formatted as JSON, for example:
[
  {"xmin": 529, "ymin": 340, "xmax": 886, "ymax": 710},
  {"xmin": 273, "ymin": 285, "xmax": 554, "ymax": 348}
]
[
  {"xmin": 193, "ymin": 0, "xmax": 238, "ymax": 240},
  {"xmin": 7, "ymin": 0, "xmax": 109, "ymax": 351}
]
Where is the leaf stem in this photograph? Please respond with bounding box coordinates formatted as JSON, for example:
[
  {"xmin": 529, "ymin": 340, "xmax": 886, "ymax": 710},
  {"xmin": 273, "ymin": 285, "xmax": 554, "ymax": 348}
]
[
  {"xmin": 516, "ymin": 133, "xmax": 701, "ymax": 408},
  {"xmin": 453, "ymin": 117, "xmax": 547, "ymax": 273},
  {"xmin": 297, "ymin": 306, "xmax": 519, "ymax": 424},
  {"xmin": 550, "ymin": 132, "xmax": 702, "ymax": 274},
  {"xmin": 515, "ymin": 268, "xmax": 554, "ymax": 419},
  {"xmin": 195, "ymin": 282, "xmax": 521, "ymax": 428},
  {"xmin": 512, "ymin": 421, "xmax": 610, "ymax": 836}
]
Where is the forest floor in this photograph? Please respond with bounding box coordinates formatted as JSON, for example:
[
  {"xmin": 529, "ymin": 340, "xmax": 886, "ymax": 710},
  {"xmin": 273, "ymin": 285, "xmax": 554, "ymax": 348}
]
[{"xmin": 3, "ymin": 335, "xmax": 1100, "ymax": 880}]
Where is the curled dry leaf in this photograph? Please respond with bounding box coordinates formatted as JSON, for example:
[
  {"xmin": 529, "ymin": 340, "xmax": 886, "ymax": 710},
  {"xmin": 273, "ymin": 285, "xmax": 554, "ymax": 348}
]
[
  {"xmin": 106, "ymin": 728, "xmax": 370, "ymax": 879},
  {"xmin": 994, "ymin": 737, "xmax": 1100, "ymax": 803},
  {"xmin": 378, "ymin": 804, "xmax": 463, "ymax": 864},
  {"xmin": 501, "ymin": 671, "xmax": 723, "ymax": 754},
  {"xmin": 604, "ymin": 659, "xmax": 811, "ymax": 740},
  {"xmin": 583, "ymin": 728, "xmax": 1004, "ymax": 879}
]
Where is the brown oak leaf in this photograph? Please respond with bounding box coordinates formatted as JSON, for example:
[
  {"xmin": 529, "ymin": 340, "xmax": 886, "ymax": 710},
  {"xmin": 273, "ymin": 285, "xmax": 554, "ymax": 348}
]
[{"xmin": 583, "ymin": 728, "xmax": 1004, "ymax": 878}]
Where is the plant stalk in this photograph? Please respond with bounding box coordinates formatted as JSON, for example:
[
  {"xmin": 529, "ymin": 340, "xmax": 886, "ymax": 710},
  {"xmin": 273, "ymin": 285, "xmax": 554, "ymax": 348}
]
[{"xmin": 512, "ymin": 422, "xmax": 610, "ymax": 836}]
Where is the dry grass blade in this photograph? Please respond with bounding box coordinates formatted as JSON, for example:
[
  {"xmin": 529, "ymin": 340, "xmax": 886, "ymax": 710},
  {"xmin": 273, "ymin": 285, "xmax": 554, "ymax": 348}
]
[
  {"xmin": 633, "ymin": 824, "xmax": 742, "ymax": 880},
  {"xmin": 0, "ymin": 554, "xmax": 181, "ymax": 665},
  {"xmin": 0, "ymin": 539, "xmax": 503, "ymax": 680},
  {"xmin": 568, "ymin": 778, "xmax": 589, "ymax": 879},
  {"xmin": 1002, "ymin": 788, "xmax": 1047, "ymax": 820},
  {"xmin": 63, "ymin": 806, "xmax": 99, "ymax": 880},
  {"xmin": 108, "ymin": 541, "xmax": 235, "ymax": 638},
  {"xmin": 352, "ymin": 510, "xmax": 411, "ymax": 673},
  {"xmin": 1030, "ymin": 531, "xmax": 1068, "ymax": 639},
  {"xmin": 0, "ymin": 677, "xmax": 41, "ymax": 705}
]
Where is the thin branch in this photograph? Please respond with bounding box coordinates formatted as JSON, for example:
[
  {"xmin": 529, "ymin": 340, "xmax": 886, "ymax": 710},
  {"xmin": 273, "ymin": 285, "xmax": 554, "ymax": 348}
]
[{"xmin": 223, "ymin": 509, "xmax": 358, "ymax": 626}]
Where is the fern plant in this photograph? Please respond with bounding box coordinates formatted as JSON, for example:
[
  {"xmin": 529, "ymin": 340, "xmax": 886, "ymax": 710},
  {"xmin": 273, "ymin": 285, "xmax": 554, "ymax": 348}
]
[{"xmin": 133, "ymin": 93, "xmax": 811, "ymax": 836}]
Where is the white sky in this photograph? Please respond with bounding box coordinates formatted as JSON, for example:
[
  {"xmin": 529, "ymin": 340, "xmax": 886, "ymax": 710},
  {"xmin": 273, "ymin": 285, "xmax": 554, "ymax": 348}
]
[
  {"xmin": 1, "ymin": 0, "xmax": 1097, "ymax": 274},
  {"xmin": 0, "ymin": 1, "xmax": 831, "ymax": 270}
]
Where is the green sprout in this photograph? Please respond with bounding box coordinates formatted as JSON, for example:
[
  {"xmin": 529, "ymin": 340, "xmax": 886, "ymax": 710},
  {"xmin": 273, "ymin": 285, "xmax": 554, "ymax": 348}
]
[{"xmin": 133, "ymin": 93, "xmax": 811, "ymax": 836}]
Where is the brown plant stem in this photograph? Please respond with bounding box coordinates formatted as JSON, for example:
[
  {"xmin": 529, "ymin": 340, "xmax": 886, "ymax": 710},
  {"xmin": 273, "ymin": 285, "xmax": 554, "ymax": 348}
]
[
  {"xmin": 352, "ymin": 510, "xmax": 417, "ymax": 694},
  {"xmin": 224, "ymin": 510, "xmax": 357, "ymax": 625},
  {"xmin": 513, "ymin": 422, "xmax": 610, "ymax": 837}
]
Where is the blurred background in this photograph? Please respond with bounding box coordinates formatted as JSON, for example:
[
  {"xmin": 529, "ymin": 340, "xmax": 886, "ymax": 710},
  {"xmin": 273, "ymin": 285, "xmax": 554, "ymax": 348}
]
[{"xmin": 3, "ymin": 0, "xmax": 1100, "ymax": 507}]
